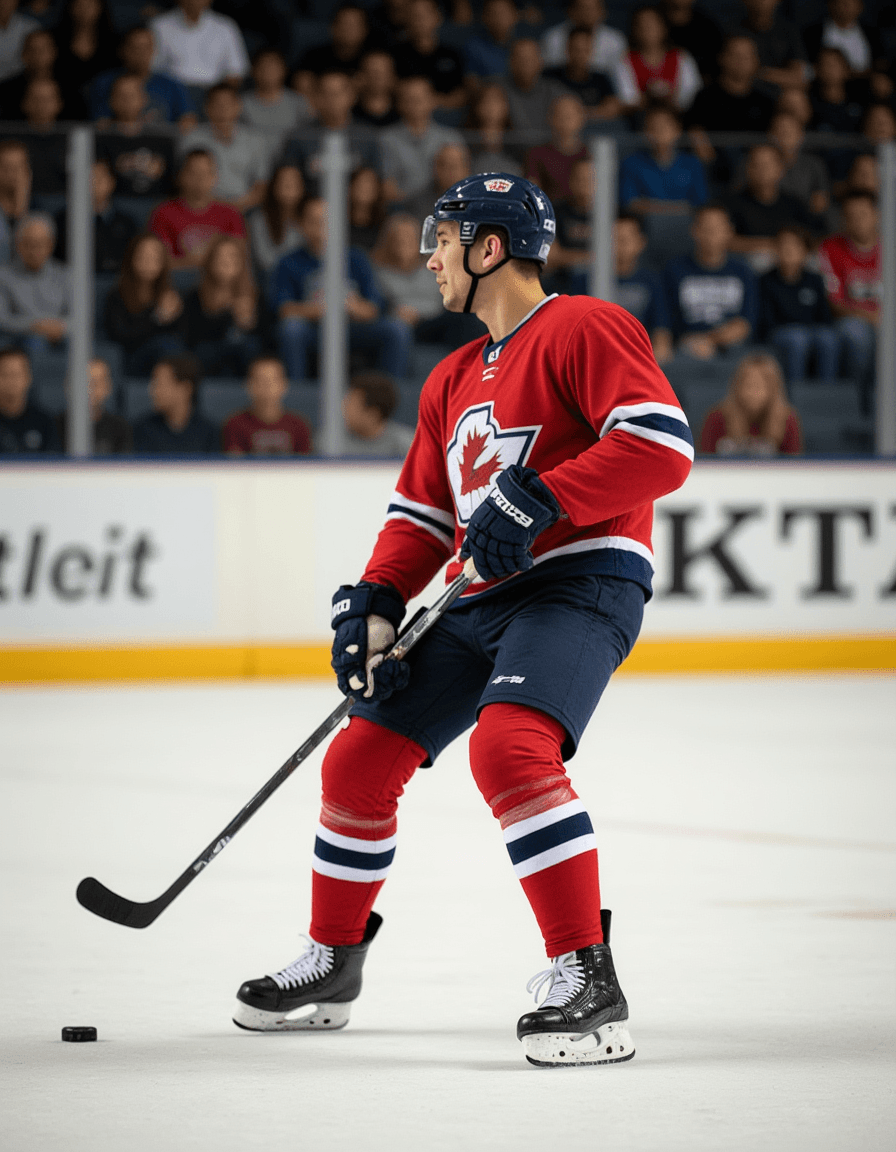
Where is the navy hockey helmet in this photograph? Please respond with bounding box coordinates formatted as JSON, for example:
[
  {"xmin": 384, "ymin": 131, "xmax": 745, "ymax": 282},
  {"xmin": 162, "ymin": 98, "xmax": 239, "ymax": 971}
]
[{"xmin": 420, "ymin": 173, "xmax": 556, "ymax": 312}]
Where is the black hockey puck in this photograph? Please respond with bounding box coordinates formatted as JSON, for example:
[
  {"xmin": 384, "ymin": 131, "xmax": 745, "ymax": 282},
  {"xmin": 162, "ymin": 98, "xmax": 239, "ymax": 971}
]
[{"xmin": 61, "ymin": 1026, "xmax": 97, "ymax": 1042}]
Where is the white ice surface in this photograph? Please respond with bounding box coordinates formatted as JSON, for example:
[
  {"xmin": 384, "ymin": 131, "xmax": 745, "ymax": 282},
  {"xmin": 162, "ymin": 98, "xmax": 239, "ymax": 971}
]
[{"xmin": 1, "ymin": 675, "xmax": 894, "ymax": 1152}]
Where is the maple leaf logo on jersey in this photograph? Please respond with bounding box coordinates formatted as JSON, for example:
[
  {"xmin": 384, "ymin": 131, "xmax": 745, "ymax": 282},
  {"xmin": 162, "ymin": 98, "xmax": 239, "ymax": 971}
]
[
  {"xmin": 459, "ymin": 430, "xmax": 501, "ymax": 495},
  {"xmin": 446, "ymin": 403, "xmax": 541, "ymax": 525}
]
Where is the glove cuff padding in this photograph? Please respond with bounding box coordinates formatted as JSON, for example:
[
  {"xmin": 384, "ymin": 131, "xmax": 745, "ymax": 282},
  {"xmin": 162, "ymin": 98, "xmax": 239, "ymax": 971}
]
[
  {"xmin": 331, "ymin": 581, "xmax": 405, "ymax": 632},
  {"xmin": 495, "ymin": 465, "xmax": 561, "ymax": 534}
]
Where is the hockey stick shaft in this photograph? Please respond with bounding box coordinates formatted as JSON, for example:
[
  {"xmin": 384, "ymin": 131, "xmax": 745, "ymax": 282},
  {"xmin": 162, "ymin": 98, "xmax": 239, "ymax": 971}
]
[{"xmin": 76, "ymin": 559, "xmax": 477, "ymax": 929}]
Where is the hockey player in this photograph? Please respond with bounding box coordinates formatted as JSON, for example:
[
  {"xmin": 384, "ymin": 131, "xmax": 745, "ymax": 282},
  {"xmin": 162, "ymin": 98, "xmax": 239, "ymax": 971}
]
[{"xmin": 234, "ymin": 174, "xmax": 693, "ymax": 1066}]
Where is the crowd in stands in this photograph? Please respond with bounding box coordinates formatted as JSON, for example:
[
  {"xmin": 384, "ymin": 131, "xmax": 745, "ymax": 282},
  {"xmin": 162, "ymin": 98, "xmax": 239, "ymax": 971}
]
[{"xmin": 0, "ymin": 0, "xmax": 892, "ymax": 459}]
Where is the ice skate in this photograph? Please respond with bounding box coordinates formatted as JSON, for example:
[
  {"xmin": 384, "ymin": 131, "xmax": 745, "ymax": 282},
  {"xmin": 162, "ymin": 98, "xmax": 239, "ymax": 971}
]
[
  {"xmin": 517, "ymin": 932, "xmax": 634, "ymax": 1067},
  {"xmin": 233, "ymin": 912, "xmax": 382, "ymax": 1032}
]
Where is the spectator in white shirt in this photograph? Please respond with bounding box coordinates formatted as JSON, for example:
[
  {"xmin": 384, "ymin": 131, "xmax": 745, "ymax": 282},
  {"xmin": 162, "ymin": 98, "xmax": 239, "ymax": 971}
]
[
  {"xmin": 181, "ymin": 83, "xmax": 269, "ymax": 212},
  {"xmin": 541, "ymin": 0, "xmax": 627, "ymax": 75},
  {"xmin": 151, "ymin": 0, "xmax": 249, "ymax": 92},
  {"xmin": 0, "ymin": 0, "xmax": 38, "ymax": 83}
]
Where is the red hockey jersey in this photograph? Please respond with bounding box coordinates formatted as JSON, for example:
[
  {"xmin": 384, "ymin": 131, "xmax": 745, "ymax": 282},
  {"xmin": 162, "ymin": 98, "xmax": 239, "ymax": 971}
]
[{"xmin": 362, "ymin": 294, "xmax": 693, "ymax": 602}]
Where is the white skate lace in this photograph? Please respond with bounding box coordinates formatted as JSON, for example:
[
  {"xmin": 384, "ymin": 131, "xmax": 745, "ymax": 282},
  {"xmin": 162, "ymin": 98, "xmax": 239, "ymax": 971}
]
[
  {"xmin": 526, "ymin": 951, "xmax": 585, "ymax": 1008},
  {"xmin": 268, "ymin": 937, "xmax": 335, "ymax": 991}
]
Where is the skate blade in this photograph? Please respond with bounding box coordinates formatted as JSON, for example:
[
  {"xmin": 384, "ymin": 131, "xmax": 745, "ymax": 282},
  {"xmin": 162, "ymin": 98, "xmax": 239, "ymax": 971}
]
[
  {"xmin": 232, "ymin": 999, "xmax": 351, "ymax": 1033},
  {"xmin": 522, "ymin": 1020, "xmax": 635, "ymax": 1067}
]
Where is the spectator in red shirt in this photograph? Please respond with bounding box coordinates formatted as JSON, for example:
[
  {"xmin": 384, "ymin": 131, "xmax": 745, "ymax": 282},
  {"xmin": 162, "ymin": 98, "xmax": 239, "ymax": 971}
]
[
  {"xmin": 525, "ymin": 93, "xmax": 589, "ymax": 203},
  {"xmin": 223, "ymin": 355, "xmax": 312, "ymax": 456},
  {"xmin": 612, "ymin": 4, "xmax": 702, "ymax": 117},
  {"xmin": 818, "ymin": 190, "xmax": 880, "ymax": 407},
  {"xmin": 149, "ymin": 148, "xmax": 246, "ymax": 269},
  {"xmin": 700, "ymin": 351, "xmax": 801, "ymax": 455}
]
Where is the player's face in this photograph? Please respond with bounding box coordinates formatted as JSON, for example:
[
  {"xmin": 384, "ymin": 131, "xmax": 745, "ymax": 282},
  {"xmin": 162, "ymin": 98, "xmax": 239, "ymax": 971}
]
[{"xmin": 426, "ymin": 222, "xmax": 471, "ymax": 313}]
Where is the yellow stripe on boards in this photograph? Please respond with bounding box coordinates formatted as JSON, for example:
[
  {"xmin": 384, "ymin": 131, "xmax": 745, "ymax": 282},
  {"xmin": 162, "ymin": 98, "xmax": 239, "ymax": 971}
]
[{"xmin": 0, "ymin": 636, "xmax": 893, "ymax": 685}]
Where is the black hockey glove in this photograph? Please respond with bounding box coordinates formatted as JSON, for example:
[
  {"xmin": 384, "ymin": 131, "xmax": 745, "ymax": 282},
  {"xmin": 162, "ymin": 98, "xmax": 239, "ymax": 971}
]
[
  {"xmin": 331, "ymin": 581, "xmax": 410, "ymax": 701},
  {"xmin": 460, "ymin": 464, "xmax": 561, "ymax": 582}
]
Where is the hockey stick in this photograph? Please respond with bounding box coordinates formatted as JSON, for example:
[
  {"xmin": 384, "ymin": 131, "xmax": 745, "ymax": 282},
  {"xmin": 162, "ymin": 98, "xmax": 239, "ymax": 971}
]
[{"xmin": 76, "ymin": 559, "xmax": 477, "ymax": 929}]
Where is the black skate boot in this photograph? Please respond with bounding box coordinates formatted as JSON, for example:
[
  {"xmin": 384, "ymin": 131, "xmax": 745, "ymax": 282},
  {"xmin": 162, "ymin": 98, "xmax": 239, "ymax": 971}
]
[
  {"xmin": 517, "ymin": 911, "xmax": 634, "ymax": 1067},
  {"xmin": 233, "ymin": 912, "xmax": 382, "ymax": 1032}
]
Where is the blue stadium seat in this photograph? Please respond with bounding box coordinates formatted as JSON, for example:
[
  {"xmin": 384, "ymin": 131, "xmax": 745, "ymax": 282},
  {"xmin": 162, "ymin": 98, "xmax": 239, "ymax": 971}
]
[
  {"xmin": 791, "ymin": 380, "xmax": 863, "ymax": 455},
  {"xmin": 640, "ymin": 211, "xmax": 694, "ymax": 272},
  {"xmin": 200, "ymin": 379, "xmax": 245, "ymax": 426},
  {"xmin": 113, "ymin": 196, "xmax": 162, "ymax": 233},
  {"xmin": 93, "ymin": 272, "xmax": 118, "ymax": 337},
  {"xmin": 286, "ymin": 383, "xmax": 320, "ymax": 428},
  {"xmin": 408, "ymin": 343, "xmax": 451, "ymax": 384},
  {"xmin": 32, "ymin": 193, "xmax": 67, "ymax": 219},
  {"xmin": 394, "ymin": 383, "xmax": 421, "ymax": 428},
  {"xmin": 674, "ymin": 375, "xmax": 730, "ymax": 443},
  {"xmin": 31, "ymin": 358, "xmax": 68, "ymax": 415},
  {"xmin": 123, "ymin": 378, "xmax": 153, "ymax": 421}
]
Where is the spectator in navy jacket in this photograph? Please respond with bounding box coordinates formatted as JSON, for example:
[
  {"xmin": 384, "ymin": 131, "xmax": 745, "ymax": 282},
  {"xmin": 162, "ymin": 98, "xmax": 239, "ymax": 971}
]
[
  {"xmin": 614, "ymin": 213, "xmax": 673, "ymax": 364},
  {"xmin": 759, "ymin": 226, "xmax": 838, "ymax": 383},
  {"xmin": 133, "ymin": 353, "xmax": 219, "ymax": 455},
  {"xmin": 89, "ymin": 24, "xmax": 195, "ymax": 127},
  {"xmin": 464, "ymin": 0, "xmax": 519, "ymax": 82},
  {"xmin": 619, "ymin": 102, "xmax": 707, "ymax": 215},
  {"xmin": 274, "ymin": 196, "xmax": 410, "ymax": 382},
  {"xmin": 0, "ymin": 344, "xmax": 58, "ymax": 454},
  {"xmin": 664, "ymin": 202, "xmax": 758, "ymax": 359}
]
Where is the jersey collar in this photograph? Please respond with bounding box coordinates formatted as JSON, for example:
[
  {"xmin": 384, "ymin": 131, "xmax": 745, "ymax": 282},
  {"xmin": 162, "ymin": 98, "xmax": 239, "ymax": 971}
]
[{"xmin": 481, "ymin": 293, "xmax": 559, "ymax": 366}]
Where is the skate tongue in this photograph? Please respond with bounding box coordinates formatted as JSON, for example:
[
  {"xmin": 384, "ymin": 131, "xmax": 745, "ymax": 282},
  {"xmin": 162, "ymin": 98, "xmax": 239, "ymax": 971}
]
[{"xmin": 526, "ymin": 952, "xmax": 583, "ymax": 1007}]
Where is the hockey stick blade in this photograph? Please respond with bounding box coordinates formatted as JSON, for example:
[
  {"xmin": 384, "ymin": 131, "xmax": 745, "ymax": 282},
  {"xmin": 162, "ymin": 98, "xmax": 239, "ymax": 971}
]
[
  {"xmin": 76, "ymin": 559, "xmax": 477, "ymax": 929},
  {"xmin": 76, "ymin": 876, "xmax": 167, "ymax": 929}
]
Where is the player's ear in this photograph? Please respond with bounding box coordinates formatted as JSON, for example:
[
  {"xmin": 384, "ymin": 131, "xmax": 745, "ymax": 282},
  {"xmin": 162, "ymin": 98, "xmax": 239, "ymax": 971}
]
[{"xmin": 480, "ymin": 232, "xmax": 504, "ymax": 270}]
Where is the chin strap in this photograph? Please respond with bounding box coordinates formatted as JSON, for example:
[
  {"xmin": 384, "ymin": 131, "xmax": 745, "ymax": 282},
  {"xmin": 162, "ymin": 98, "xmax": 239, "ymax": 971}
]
[{"xmin": 462, "ymin": 245, "xmax": 512, "ymax": 313}]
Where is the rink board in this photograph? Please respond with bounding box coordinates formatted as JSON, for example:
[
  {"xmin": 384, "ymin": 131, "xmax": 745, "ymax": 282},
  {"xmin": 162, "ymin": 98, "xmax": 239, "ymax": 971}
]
[{"xmin": 0, "ymin": 459, "xmax": 894, "ymax": 680}]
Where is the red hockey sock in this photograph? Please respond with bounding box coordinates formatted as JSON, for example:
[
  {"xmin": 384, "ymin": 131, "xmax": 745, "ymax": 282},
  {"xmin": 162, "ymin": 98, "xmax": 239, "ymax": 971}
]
[
  {"xmin": 469, "ymin": 703, "xmax": 603, "ymax": 956},
  {"xmin": 310, "ymin": 716, "xmax": 426, "ymax": 946}
]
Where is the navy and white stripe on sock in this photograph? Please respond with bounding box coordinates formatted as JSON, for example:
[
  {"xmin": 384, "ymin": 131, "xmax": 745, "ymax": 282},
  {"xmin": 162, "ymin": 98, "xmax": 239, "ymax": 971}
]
[
  {"xmin": 503, "ymin": 799, "xmax": 597, "ymax": 879},
  {"xmin": 312, "ymin": 824, "xmax": 397, "ymax": 883}
]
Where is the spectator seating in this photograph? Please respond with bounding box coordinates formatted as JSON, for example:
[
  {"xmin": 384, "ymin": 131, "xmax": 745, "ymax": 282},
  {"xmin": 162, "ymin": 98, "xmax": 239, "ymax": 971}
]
[
  {"xmin": 641, "ymin": 212, "xmax": 694, "ymax": 272},
  {"xmin": 790, "ymin": 380, "xmax": 863, "ymax": 455},
  {"xmin": 113, "ymin": 197, "xmax": 160, "ymax": 234}
]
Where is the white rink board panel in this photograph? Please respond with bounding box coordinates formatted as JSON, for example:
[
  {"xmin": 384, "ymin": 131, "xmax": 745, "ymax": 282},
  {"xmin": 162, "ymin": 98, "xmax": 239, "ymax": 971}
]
[{"xmin": 0, "ymin": 459, "xmax": 894, "ymax": 645}]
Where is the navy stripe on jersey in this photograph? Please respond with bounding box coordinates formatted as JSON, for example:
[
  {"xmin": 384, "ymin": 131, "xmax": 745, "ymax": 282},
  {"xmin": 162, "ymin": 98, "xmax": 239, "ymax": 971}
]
[
  {"xmin": 600, "ymin": 402, "xmax": 694, "ymax": 461},
  {"xmin": 502, "ymin": 799, "xmax": 597, "ymax": 879},
  {"xmin": 312, "ymin": 824, "xmax": 397, "ymax": 883},
  {"xmin": 385, "ymin": 493, "xmax": 454, "ymax": 549}
]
